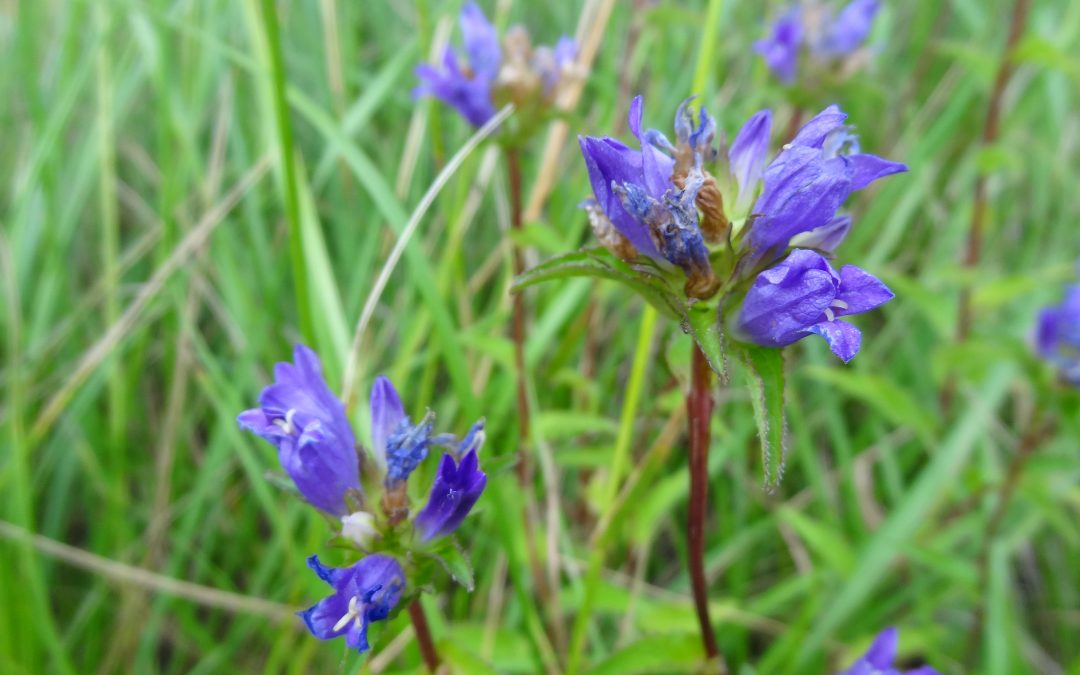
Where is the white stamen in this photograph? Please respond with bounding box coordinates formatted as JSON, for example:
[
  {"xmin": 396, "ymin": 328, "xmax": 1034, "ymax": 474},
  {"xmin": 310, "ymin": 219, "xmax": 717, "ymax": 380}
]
[
  {"xmin": 332, "ymin": 595, "xmax": 361, "ymax": 632},
  {"xmin": 831, "ymin": 299, "xmax": 849, "ymax": 310},
  {"xmin": 782, "ymin": 142, "xmax": 793, "ymax": 150},
  {"xmin": 273, "ymin": 408, "xmax": 298, "ymax": 434},
  {"xmin": 824, "ymin": 308, "xmax": 836, "ymax": 322}
]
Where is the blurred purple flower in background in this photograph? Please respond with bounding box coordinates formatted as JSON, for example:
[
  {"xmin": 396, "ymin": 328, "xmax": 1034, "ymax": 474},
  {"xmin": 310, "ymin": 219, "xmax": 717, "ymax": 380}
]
[
  {"xmin": 736, "ymin": 249, "xmax": 894, "ymax": 362},
  {"xmin": 817, "ymin": 0, "xmax": 881, "ymax": 56},
  {"xmin": 415, "ymin": 421, "xmax": 488, "ymax": 541},
  {"xmin": 414, "ymin": 2, "xmax": 500, "ymax": 127},
  {"xmin": 757, "ymin": 0, "xmax": 882, "ymax": 82},
  {"xmin": 755, "ymin": 7, "xmax": 803, "ymax": 83},
  {"xmin": 836, "ymin": 627, "xmax": 940, "ymax": 675},
  {"xmin": 238, "ymin": 345, "xmax": 359, "ymax": 515},
  {"xmin": 299, "ymin": 554, "xmax": 405, "ymax": 653},
  {"xmin": 415, "ymin": 2, "xmax": 578, "ymax": 127},
  {"xmin": 1036, "ymin": 284, "xmax": 1080, "ymax": 385}
]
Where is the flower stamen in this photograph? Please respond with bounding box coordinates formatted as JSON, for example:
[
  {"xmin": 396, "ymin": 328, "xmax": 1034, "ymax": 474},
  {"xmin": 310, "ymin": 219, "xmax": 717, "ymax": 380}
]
[{"xmin": 332, "ymin": 595, "xmax": 363, "ymax": 633}]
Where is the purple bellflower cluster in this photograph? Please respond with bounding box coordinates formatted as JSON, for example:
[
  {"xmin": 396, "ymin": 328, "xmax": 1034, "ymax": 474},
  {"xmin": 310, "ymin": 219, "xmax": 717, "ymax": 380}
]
[
  {"xmin": 415, "ymin": 1, "xmax": 578, "ymax": 129},
  {"xmin": 756, "ymin": 0, "xmax": 881, "ymax": 83},
  {"xmin": 239, "ymin": 346, "xmax": 487, "ymax": 653},
  {"xmin": 1035, "ymin": 284, "xmax": 1080, "ymax": 386},
  {"xmin": 579, "ymin": 97, "xmax": 905, "ymax": 361},
  {"xmin": 837, "ymin": 627, "xmax": 940, "ymax": 675}
]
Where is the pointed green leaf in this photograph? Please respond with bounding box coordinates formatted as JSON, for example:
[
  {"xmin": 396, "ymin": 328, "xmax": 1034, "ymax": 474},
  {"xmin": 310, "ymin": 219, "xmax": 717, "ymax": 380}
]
[
  {"xmin": 683, "ymin": 303, "xmax": 726, "ymax": 379},
  {"xmin": 430, "ymin": 540, "xmax": 475, "ymax": 591},
  {"xmin": 513, "ymin": 248, "xmax": 684, "ymax": 320},
  {"xmin": 739, "ymin": 344, "xmax": 787, "ymax": 491}
]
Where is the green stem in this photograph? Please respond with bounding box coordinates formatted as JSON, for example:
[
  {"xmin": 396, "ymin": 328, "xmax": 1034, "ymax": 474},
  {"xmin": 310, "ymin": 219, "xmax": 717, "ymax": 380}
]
[
  {"xmin": 566, "ymin": 305, "xmax": 656, "ymax": 673},
  {"xmin": 259, "ymin": 0, "xmax": 315, "ymax": 344}
]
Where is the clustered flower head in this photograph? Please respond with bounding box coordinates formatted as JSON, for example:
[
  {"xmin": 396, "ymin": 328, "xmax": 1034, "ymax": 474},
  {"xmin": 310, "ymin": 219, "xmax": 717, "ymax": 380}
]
[
  {"xmin": 836, "ymin": 627, "xmax": 940, "ymax": 675},
  {"xmin": 579, "ymin": 97, "xmax": 905, "ymax": 361},
  {"xmin": 414, "ymin": 1, "xmax": 578, "ymax": 129},
  {"xmin": 238, "ymin": 346, "xmax": 487, "ymax": 653},
  {"xmin": 756, "ymin": 0, "xmax": 881, "ymax": 83},
  {"xmin": 1035, "ymin": 283, "xmax": 1080, "ymax": 386}
]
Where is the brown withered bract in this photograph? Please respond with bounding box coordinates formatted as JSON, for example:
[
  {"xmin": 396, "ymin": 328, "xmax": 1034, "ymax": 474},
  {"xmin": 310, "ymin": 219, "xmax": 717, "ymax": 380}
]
[
  {"xmin": 583, "ymin": 200, "xmax": 637, "ymax": 260},
  {"xmin": 381, "ymin": 482, "xmax": 411, "ymax": 526}
]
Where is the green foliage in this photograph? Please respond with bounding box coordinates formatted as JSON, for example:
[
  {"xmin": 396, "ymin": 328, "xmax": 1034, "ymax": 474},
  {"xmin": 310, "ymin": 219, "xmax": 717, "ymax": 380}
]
[{"xmin": 2, "ymin": 0, "xmax": 1078, "ymax": 673}]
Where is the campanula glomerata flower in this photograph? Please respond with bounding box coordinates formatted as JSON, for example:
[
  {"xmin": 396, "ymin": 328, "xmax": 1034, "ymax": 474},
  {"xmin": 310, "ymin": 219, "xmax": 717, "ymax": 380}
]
[
  {"xmin": 299, "ymin": 554, "xmax": 405, "ymax": 653},
  {"xmin": 736, "ymin": 248, "xmax": 893, "ymax": 362},
  {"xmin": 238, "ymin": 345, "xmax": 360, "ymax": 515},
  {"xmin": 1035, "ymin": 284, "xmax": 1080, "ymax": 385},
  {"xmin": 414, "ymin": 421, "xmax": 488, "ymax": 541},
  {"xmin": 836, "ymin": 627, "xmax": 940, "ymax": 675}
]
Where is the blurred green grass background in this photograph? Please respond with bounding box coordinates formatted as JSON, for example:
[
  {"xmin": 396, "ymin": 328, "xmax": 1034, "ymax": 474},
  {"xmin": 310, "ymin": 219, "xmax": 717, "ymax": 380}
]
[{"xmin": 2, "ymin": 0, "xmax": 1079, "ymax": 673}]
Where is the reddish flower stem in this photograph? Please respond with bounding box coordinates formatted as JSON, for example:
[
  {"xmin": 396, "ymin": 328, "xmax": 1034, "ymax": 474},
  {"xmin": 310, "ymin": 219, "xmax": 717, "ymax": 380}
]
[
  {"xmin": 408, "ymin": 599, "xmax": 440, "ymax": 672},
  {"xmin": 956, "ymin": 0, "xmax": 1030, "ymax": 342},
  {"xmin": 687, "ymin": 344, "xmax": 725, "ymax": 669}
]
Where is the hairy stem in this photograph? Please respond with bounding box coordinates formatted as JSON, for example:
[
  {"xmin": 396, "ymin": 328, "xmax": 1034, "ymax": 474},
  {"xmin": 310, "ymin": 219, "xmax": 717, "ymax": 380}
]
[
  {"xmin": 408, "ymin": 599, "xmax": 440, "ymax": 672},
  {"xmin": 688, "ymin": 345, "xmax": 724, "ymax": 668}
]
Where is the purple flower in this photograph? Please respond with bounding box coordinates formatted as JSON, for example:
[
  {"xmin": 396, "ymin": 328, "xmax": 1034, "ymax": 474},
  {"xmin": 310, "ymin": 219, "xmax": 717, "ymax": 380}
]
[
  {"xmin": 579, "ymin": 96, "xmax": 675, "ymax": 258},
  {"xmin": 369, "ymin": 376, "xmax": 433, "ymax": 485},
  {"xmin": 747, "ymin": 105, "xmax": 907, "ymax": 262},
  {"xmin": 837, "ymin": 627, "xmax": 941, "ymax": 675},
  {"xmin": 755, "ymin": 7, "xmax": 803, "ymax": 83},
  {"xmin": 1035, "ymin": 284, "xmax": 1080, "ymax": 385},
  {"xmin": 238, "ymin": 345, "xmax": 359, "ymax": 515},
  {"xmin": 729, "ymin": 109, "xmax": 773, "ymax": 211},
  {"xmin": 736, "ymin": 249, "xmax": 893, "ymax": 362},
  {"xmin": 414, "ymin": 421, "xmax": 488, "ymax": 541},
  {"xmin": 818, "ymin": 0, "xmax": 881, "ymax": 56},
  {"xmin": 298, "ymin": 554, "xmax": 405, "ymax": 653},
  {"xmin": 414, "ymin": 2, "xmax": 500, "ymax": 127}
]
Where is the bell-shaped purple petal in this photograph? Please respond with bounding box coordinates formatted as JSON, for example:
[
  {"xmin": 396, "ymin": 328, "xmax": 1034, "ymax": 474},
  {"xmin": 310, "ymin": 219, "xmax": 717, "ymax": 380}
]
[
  {"xmin": 238, "ymin": 345, "xmax": 359, "ymax": 515},
  {"xmin": 737, "ymin": 249, "xmax": 839, "ymax": 347},
  {"xmin": 836, "ymin": 626, "xmax": 941, "ymax": 675},
  {"xmin": 755, "ymin": 7, "xmax": 803, "ymax": 83},
  {"xmin": 460, "ymin": 2, "xmax": 501, "ymax": 79},
  {"xmin": 750, "ymin": 146, "xmax": 853, "ymax": 258},
  {"xmin": 370, "ymin": 376, "xmax": 406, "ymax": 468},
  {"xmin": 414, "ymin": 445, "xmax": 488, "ymax": 541},
  {"xmin": 298, "ymin": 554, "xmax": 405, "ymax": 653},
  {"xmin": 820, "ymin": 0, "xmax": 880, "ymax": 56},
  {"xmin": 737, "ymin": 250, "xmax": 893, "ymax": 362},
  {"xmin": 385, "ymin": 413, "xmax": 434, "ymax": 484},
  {"xmin": 729, "ymin": 109, "xmax": 773, "ymax": 210}
]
